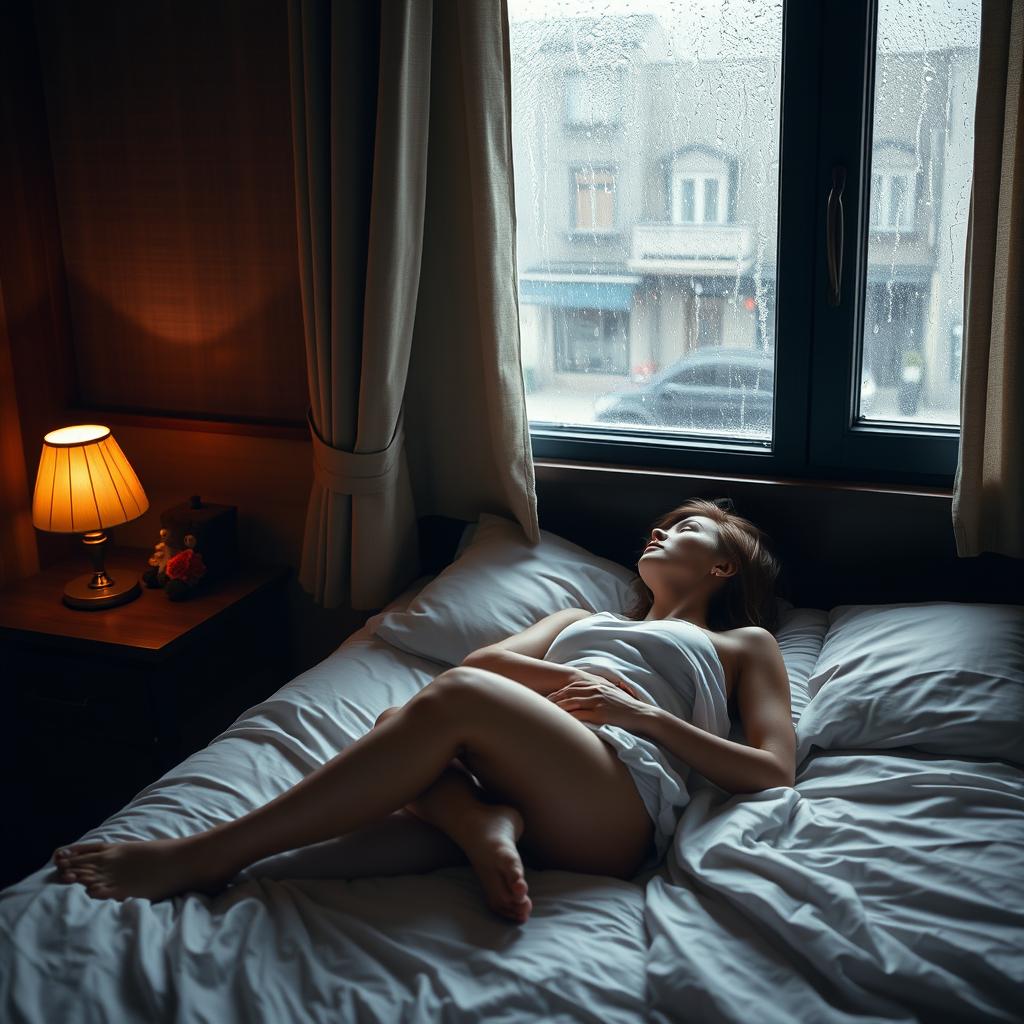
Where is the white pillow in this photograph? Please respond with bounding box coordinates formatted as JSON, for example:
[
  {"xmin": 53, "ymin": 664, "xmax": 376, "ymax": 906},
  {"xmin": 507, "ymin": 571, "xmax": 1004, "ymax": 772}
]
[
  {"xmin": 796, "ymin": 601, "xmax": 1024, "ymax": 766},
  {"xmin": 372, "ymin": 512, "xmax": 638, "ymax": 665},
  {"xmin": 774, "ymin": 602, "xmax": 830, "ymax": 725}
]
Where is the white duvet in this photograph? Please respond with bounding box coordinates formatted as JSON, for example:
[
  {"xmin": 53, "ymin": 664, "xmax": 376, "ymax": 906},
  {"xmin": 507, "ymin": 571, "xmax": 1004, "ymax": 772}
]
[
  {"xmin": 2, "ymin": 583, "xmax": 1023, "ymax": 1023},
  {"xmin": 647, "ymin": 751, "xmax": 1024, "ymax": 1023}
]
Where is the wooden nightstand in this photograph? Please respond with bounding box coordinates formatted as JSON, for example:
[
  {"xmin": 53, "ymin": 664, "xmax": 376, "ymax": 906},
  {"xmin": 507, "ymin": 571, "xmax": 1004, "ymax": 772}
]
[{"xmin": 0, "ymin": 547, "xmax": 292, "ymax": 888}]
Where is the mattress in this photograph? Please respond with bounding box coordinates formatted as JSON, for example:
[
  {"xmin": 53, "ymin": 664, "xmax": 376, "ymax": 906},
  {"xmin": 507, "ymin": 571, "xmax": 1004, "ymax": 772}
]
[{"xmin": 2, "ymin": 574, "xmax": 1022, "ymax": 1023}]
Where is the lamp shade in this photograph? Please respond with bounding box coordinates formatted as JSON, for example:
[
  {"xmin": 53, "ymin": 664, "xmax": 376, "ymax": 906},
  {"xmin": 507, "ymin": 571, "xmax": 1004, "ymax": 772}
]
[{"xmin": 32, "ymin": 425, "xmax": 149, "ymax": 534}]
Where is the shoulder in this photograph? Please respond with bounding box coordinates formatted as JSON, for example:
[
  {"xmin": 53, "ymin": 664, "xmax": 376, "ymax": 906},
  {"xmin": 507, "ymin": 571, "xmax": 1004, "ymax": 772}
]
[
  {"xmin": 728, "ymin": 626, "xmax": 782, "ymax": 674},
  {"xmin": 711, "ymin": 627, "xmax": 781, "ymax": 703},
  {"xmin": 711, "ymin": 624, "xmax": 777, "ymax": 664},
  {"xmin": 730, "ymin": 625, "xmax": 779, "ymax": 653}
]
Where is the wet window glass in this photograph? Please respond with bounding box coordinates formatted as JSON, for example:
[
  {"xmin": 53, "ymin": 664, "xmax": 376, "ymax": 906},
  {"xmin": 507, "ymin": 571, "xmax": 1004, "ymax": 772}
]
[
  {"xmin": 858, "ymin": 0, "xmax": 981, "ymax": 425},
  {"xmin": 509, "ymin": 1, "xmax": 783, "ymax": 440}
]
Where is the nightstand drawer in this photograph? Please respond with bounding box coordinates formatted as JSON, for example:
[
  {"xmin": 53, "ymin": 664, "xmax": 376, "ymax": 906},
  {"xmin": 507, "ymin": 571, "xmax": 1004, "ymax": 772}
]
[
  {"xmin": 17, "ymin": 686, "xmax": 156, "ymax": 749},
  {"xmin": 12, "ymin": 648, "xmax": 155, "ymax": 743},
  {"xmin": 9, "ymin": 644, "xmax": 155, "ymax": 688}
]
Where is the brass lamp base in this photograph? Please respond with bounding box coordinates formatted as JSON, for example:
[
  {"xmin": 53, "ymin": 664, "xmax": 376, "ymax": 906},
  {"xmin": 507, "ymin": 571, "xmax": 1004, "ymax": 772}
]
[
  {"xmin": 62, "ymin": 529, "xmax": 142, "ymax": 611},
  {"xmin": 63, "ymin": 572, "xmax": 141, "ymax": 610}
]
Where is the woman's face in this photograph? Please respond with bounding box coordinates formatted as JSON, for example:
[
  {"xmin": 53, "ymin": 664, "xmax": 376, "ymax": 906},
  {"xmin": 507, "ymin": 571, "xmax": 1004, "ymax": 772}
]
[{"xmin": 637, "ymin": 514, "xmax": 725, "ymax": 594}]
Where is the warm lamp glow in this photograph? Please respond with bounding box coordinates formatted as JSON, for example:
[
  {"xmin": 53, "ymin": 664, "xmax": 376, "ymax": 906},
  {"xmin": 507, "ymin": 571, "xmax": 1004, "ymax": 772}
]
[{"xmin": 33, "ymin": 425, "xmax": 149, "ymax": 534}]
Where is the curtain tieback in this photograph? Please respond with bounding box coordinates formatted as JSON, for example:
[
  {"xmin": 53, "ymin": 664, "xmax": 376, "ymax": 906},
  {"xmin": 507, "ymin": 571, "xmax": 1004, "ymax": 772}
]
[{"xmin": 307, "ymin": 407, "xmax": 405, "ymax": 495}]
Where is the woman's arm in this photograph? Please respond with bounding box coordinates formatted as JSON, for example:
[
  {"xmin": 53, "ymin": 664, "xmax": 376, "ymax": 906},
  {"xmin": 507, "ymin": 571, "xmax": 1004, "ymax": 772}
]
[
  {"xmin": 464, "ymin": 649, "xmax": 591, "ymax": 697},
  {"xmin": 634, "ymin": 709, "xmax": 791, "ymax": 795},
  {"xmin": 460, "ymin": 608, "xmax": 594, "ymax": 696},
  {"xmin": 548, "ymin": 627, "xmax": 796, "ymax": 795},
  {"xmin": 633, "ymin": 627, "xmax": 796, "ymax": 794}
]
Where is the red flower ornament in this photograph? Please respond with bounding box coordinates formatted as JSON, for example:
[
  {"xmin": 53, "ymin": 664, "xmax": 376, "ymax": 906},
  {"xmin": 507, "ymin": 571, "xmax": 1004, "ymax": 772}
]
[{"xmin": 165, "ymin": 547, "xmax": 206, "ymax": 585}]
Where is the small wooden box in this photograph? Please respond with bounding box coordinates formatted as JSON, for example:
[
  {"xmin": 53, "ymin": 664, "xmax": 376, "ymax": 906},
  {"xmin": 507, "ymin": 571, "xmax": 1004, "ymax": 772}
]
[{"xmin": 160, "ymin": 495, "xmax": 239, "ymax": 581}]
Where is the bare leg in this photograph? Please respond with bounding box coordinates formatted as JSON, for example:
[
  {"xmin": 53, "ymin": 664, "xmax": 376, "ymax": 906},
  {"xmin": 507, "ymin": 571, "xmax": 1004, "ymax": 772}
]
[
  {"xmin": 374, "ymin": 706, "xmax": 532, "ymax": 922},
  {"xmin": 53, "ymin": 667, "xmax": 655, "ymax": 910},
  {"xmin": 232, "ymin": 809, "xmax": 470, "ymax": 883},
  {"xmin": 230, "ymin": 713, "xmax": 534, "ymax": 925}
]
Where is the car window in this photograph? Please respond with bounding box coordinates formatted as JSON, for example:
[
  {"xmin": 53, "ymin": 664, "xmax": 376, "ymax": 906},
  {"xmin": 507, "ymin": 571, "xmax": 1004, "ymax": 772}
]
[
  {"xmin": 668, "ymin": 360, "xmax": 721, "ymax": 388},
  {"xmin": 725, "ymin": 361, "xmax": 772, "ymax": 390}
]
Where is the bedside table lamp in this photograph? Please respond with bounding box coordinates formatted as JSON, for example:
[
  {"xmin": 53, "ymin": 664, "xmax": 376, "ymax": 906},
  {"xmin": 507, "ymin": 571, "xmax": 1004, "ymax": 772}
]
[{"xmin": 31, "ymin": 424, "xmax": 150, "ymax": 609}]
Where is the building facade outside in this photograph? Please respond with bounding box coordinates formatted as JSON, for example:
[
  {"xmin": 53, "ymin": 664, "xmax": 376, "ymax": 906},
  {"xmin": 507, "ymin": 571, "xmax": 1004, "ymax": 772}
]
[{"xmin": 509, "ymin": 12, "xmax": 977, "ymax": 428}]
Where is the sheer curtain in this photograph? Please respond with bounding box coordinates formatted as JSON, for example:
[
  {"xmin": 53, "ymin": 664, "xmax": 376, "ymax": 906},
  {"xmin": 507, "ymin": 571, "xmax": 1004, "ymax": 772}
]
[
  {"xmin": 952, "ymin": 0, "xmax": 1024, "ymax": 558},
  {"xmin": 287, "ymin": 0, "xmax": 539, "ymax": 610}
]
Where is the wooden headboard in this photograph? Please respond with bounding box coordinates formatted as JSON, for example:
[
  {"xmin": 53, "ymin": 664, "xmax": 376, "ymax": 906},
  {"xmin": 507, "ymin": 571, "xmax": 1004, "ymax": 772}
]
[{"xmin": 419, "ymin": 464, "xmax": 1023, "ymax": 610}]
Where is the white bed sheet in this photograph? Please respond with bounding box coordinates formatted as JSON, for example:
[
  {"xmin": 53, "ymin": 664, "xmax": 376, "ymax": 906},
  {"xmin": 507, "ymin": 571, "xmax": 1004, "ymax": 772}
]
[
  {"xmin": 0, "ymin": 577, "xmax": 650, "ymax": 1024},
  {"xmin": 3, "ymin": 574, "xmax": 1023, "ymax": 1023}
]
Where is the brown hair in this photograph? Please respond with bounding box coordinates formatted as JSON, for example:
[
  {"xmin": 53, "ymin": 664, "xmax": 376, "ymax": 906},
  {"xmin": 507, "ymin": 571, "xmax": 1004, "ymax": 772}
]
[{"xmin": 623, "ymin": 497, "xmax": 782, "ymax": 634}]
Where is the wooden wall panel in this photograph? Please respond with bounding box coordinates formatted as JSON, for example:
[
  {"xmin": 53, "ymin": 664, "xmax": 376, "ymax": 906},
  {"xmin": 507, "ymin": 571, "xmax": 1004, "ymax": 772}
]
[
  {"xmin": 0, "ymin": 286, "xmax": 40, "ymax": 586},
  {"xmin": 32, "ymin": 0, "xmax": 308, "ymax": 424},
  {"xmin": 0, "ymin": 0, "xmax": 78, "ymax": 567}
]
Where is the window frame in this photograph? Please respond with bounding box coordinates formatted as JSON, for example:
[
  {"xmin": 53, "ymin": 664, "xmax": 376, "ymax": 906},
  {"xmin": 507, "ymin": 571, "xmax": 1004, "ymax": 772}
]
[
  {"xmin": 807, "ymin": 0, "xmax": 961, "ymax": 482},
  {"xmin": 523, "ymin": 0, "xmax": 968, "ymax": 490}
]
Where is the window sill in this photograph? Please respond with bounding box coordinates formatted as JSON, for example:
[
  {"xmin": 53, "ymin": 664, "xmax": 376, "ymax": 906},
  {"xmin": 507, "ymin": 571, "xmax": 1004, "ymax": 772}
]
[
  {"xmin": 532, "ymin": 454, "xmax": 953, "ymax": 500},
  {"xmin": 528, "ymin": 424, "xmax": 957, "ymax": 492}
]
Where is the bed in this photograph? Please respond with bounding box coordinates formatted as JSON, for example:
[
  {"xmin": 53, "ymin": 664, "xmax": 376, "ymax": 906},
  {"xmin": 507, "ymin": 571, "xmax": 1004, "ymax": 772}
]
[{"xmin": 2, "ymin": 513, "xmax": 1022, "ymax": 1023}]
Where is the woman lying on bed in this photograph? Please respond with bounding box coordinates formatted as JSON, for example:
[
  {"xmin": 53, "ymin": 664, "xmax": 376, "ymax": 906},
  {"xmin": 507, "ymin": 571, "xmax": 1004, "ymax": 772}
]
[{"xmin": 52, "ymin": 497, "xmax": 795, "ymax": 925}]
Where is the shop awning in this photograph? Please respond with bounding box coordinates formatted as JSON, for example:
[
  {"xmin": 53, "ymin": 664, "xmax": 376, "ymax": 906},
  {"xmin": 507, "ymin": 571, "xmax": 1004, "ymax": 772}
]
[{"xmin": 518, "ymin": 277, "xmax": 637, "ymax": 311}]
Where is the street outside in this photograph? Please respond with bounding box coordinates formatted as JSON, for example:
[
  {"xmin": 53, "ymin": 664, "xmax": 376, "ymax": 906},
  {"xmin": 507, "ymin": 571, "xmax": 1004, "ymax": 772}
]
[{"xmin": 523, "ymin": 377, "xmax": 959, "ymax": 430}]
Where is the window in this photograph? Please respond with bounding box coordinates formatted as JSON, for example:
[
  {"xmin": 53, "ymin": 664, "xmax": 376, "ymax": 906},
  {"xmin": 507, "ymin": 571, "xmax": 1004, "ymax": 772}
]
[
  {"xmin": 680, "ymin": 179, "xmax": 696, "ymax": 222},
  {"xmin": 509, "ymin": 0, "xmax": 982, "ymax": 487},
  {"xmin": 553, "ymin": 309, "xmax": 629, "ymax": 376},
  {"xmin": 854, "ymin": 7, "xmax": 981, "ymax": 436},
  {"xmin": 573, "ymin": 167, "xmax": 616, "ymax": 232},
  {"xmin": 672, "ymin": 174, "xmax": 727, "ymax": 225},
  {"xmin": 869, "ymin": 168, "xmax": 916, "ymax": 231}
]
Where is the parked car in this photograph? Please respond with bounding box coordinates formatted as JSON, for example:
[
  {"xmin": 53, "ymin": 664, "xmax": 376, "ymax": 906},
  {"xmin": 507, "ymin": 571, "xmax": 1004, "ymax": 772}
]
[
  {"xmin": 592, "ymin": 348, "xmax": 775, "ymax": 434},
  {"xmin": 593, "ymin": 348, "xmax": 879, "ymax": 431}
]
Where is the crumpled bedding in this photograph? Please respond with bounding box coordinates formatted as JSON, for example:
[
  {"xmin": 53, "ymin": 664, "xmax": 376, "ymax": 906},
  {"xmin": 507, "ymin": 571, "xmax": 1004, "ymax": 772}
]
[
  {"xmin": 2, "ymin": 585, "xmax": 1022, "ymax": 1023},
  {"xmin": 646, "ymin": 750, "xmax": 1024, "ymax": 1023}
]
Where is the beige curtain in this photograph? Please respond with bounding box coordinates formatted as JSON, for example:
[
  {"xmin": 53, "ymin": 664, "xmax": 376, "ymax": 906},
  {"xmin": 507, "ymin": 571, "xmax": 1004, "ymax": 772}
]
[
  {"xmin": 287, "ymin": 0, "xmax": 539, "ymax": 610},
  {"xmin": 952, "ymin": 0, "xmax": 1024, "ymax": 558}
]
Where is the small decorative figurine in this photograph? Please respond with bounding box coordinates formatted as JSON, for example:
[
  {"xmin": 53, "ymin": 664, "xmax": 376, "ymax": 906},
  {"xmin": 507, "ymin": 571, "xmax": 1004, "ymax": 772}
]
[
  {"xmin": 163, "ymin": 534, "xmax": 207, "ymax": 601},
  {"xmin": 142, "ymin": 528, "xmax": 173, "ymax": 588},
  {"xmin": 141, "ymin": 527, "xmax": 207, "ymax": 599},
  {"xmin": 140, "ymin": 495, "xmax": 236, "ymax": 600}
]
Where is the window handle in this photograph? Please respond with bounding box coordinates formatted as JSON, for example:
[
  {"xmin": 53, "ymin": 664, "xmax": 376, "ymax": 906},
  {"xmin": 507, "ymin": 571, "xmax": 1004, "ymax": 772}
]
[{"xmin": 826, "ymin": 165, "xmax": 846, "ymax": 307}]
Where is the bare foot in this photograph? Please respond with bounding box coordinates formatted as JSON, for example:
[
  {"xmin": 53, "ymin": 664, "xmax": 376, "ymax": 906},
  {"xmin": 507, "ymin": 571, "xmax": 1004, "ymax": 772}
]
[
  {"xmin": 448, "ymin": 804, "xmax": 532, "ymax": 924},
  {"xmin": 51, "ymin": 836, "xmax": 235, "ymax": 902}
]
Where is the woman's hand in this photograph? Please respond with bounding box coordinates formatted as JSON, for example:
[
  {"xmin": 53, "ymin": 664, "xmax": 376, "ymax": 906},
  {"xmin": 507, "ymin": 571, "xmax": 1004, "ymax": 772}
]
[{"xmin": 546, "ymin": 667, "xmax": 655, "ymax": 731}]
